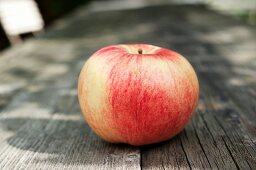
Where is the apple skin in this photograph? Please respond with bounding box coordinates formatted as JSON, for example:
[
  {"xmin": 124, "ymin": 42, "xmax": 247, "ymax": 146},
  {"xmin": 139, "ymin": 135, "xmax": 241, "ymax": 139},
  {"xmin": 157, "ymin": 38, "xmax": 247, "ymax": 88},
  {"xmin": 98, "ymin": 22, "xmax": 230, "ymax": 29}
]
[{"xmin": 78, "ymin": 44, "xmax": 199, "ymax": 146}]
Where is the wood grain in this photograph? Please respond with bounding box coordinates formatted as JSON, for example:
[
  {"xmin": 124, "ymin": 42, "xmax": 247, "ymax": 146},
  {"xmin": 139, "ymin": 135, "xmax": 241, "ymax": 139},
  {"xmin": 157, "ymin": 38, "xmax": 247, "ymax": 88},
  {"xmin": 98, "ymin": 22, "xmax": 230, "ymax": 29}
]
[{"xmin": 0, "ymin": 2, "xmax": 255, "ymax": 170}]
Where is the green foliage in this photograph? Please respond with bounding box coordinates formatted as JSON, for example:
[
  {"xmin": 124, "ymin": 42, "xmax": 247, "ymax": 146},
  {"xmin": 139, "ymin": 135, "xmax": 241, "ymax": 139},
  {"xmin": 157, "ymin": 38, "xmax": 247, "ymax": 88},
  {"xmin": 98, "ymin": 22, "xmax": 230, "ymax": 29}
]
[{"xmin": 237, "ymin": 11, "xmax": 256, "ymax": 25}]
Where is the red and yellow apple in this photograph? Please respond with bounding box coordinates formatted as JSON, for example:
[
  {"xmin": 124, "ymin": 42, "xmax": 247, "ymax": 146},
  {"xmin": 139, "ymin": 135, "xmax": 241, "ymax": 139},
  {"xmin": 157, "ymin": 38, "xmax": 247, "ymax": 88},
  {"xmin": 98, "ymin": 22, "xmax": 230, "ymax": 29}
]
[{"xmin": 78, "ymin": 44, "xmax": 199, "ymax": 146}]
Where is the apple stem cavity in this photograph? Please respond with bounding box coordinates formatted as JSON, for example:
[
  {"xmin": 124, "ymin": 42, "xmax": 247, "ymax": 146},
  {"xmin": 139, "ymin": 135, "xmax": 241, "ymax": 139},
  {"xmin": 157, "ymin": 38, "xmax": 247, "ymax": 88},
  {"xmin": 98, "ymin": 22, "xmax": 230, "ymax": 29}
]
[{"xmin": 138, "ymin": 48, "xmax": 143, "ymax": 54}]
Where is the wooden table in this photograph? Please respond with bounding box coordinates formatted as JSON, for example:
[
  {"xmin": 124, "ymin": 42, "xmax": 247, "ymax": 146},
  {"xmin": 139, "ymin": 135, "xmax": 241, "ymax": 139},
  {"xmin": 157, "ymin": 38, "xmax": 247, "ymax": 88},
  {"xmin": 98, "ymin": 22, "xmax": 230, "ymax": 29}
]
[{"xmin": 0, "ymin": 3, "xmax": 256, "ymax": 170}]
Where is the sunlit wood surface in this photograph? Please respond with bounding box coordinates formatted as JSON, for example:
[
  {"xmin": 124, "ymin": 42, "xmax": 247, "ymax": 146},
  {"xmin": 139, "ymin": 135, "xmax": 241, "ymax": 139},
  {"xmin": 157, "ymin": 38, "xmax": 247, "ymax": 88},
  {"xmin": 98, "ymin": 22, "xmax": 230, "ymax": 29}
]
[{"xmin": 0, "ymin": 2, "xmax": 255, "ymax": 170}]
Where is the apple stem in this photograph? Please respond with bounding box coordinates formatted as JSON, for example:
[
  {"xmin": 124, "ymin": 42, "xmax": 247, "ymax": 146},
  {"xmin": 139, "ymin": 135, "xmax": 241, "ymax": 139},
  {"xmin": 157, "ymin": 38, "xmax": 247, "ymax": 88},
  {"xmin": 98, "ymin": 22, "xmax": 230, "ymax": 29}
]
[{"xmin": 138, "ymin": 48, "xmax": 143, "ymax": 54}]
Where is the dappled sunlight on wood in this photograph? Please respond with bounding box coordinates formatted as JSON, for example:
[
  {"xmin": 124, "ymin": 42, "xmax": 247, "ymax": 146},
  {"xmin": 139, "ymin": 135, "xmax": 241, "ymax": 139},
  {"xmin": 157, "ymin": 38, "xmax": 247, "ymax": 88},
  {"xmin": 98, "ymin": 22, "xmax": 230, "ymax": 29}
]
[{"xmin": 0, "ymin": 1, "xmax": 255, "ymax": 169}]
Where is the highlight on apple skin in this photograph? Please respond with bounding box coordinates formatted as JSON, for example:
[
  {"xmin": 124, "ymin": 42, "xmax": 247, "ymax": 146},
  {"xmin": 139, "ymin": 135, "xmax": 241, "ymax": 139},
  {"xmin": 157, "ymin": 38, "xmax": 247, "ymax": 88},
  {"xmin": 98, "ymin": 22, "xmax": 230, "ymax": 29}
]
[{"xmin": 78, "ymin": 44, "xmax": 199, "ymax": 146}]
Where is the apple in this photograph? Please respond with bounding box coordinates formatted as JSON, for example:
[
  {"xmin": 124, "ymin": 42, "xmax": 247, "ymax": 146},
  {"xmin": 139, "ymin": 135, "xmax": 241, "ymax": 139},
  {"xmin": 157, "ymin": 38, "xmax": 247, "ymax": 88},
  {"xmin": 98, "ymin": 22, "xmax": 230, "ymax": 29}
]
[{"xmin": 78, "ymin": 44, "xmax": 199, "ymax": 146}]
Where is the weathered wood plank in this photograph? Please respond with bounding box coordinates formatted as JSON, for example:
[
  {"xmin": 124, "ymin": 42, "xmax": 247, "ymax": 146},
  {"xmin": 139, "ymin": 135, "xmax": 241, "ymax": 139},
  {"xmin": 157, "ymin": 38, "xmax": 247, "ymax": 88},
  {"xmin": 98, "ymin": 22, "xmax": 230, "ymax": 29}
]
[
  {"xmin": 198, "ymin": 76, "xmax": 256, "ymax": 169},
  {"xmin": 0, "ymin": 2, "xmax": 255, "ymax": 170},
  {"xmin": 0, "ymin": 44, "xmax": 140, "ymax": 170},
  {"xmin": 0, "ymin": 58, "xmax": 141, "ymax": 170},
  {"xmin": 141, "ymin": 136, "xmax": 191, "ymax": 170},
  {"xmin": 138, "ymin": 4, "xmax": 256, "ymax": 170}
]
